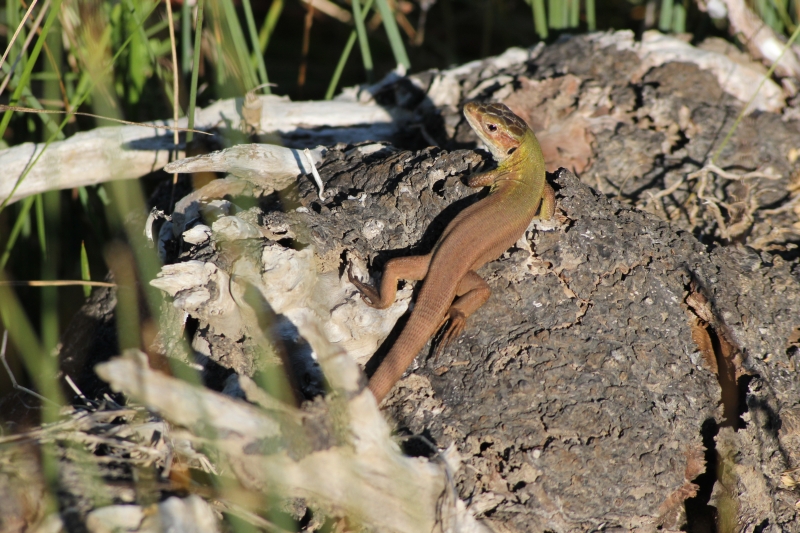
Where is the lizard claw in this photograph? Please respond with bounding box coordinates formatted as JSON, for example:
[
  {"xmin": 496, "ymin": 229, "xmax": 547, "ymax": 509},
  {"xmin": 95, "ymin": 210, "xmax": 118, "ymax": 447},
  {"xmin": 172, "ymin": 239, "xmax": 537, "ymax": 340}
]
[
  {"xmin": 434, "ymin": 309, "xmax": 467, "ymax": 357},
  {"xmin": 347, "ymin": 262, "xmax": 380, "ymax": 308}
]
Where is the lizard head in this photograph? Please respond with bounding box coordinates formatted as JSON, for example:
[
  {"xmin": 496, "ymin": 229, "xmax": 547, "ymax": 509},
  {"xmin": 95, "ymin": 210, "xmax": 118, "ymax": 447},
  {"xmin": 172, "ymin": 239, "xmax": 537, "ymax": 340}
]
[{"xmin": 463, "ymin": 102, "xmax": 530, "ymax": 161}]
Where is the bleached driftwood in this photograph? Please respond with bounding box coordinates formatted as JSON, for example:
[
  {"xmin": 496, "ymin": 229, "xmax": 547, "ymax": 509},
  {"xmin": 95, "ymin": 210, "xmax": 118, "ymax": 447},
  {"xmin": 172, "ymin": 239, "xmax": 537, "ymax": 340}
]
[
  {"xmin": 696, "ymin": 0, "xmax": 800, "ymax": 80},
  {"xmin": 85, "ymin": 496, "xmax": 220, "ymax": 533},
  {"xmin": 149, "ymin": 249, "xmax": 409, "ymax": 372},
  {"xmin": 94, "ymin": 323, "xmax": 489, "ymax": 533},
  {"xmin": 0, "ymin": 97, "xmax": 407, "ymax": 206},
  {"xmin": 163, "ymin": 143, "xmax": 325, "ymax": 185},
  {"xmin": 591, "ymin": 30, "xmax": 785, "ymax": 113}
]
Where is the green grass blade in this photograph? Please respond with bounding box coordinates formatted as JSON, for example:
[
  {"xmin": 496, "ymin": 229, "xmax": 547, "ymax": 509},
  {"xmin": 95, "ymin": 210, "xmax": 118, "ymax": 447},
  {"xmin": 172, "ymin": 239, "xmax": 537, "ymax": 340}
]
[
  {"xmin": 755, "ymin": 0, "xmax": 767, "ymax": 27},
  {"xmin": 0, "ymin": 0, "xmax": 36, "ymax": 87},
  {"xmin": 0, "ymin": 275, "xmax": 63, "ymax": 415},
  {"xmin": 77, "ymin": 186, "xmax": 106, "ymax": 244},
  {"xmin": 96, "ymin": 185, "xmax": 111, "ymax": 206},
  {"xmin": 241, "ymin": 0, "xmax": 270, "ymax": 90},
  {"xmin": 548, "ymin": 0, "xmax": 561, "ymax": 29},
  {"xmin": 182, "ymin": 0, "xmax": 192, "ymax": 75},
  {"xmin": 220, "ymin": 0, "xmax": 257, "ymax": 90},
  {"xmin": 0, "ymin": 12, "xmax": 34, "ymax": 100},
  {"xmin": 759, "ymin": 0, "xmax": 781, "ymax": 32},
  {"xmin": 104, "ymin": 241, "xmax": 140, "ymax": 351},
  {"xmin": 671, "ymin": 0, "xmax": 686, "ymax": 33},
  {"xmin": 0, "ymin": 0, "xmax": 63, "ymax": 140},
  {"xmin": 771, "ymin": 0, "xmax": 795, "ymax": 32},
  {"xmin": 0, "ymin": 282, "xmax": 44, "ymax": 367},
  {"xmin": 41, "ymin": 190, "xmax": 60, "ymax": 354},
  {"xmin": 568, "ymin": 0, "xmax": 578, "ymax": 27},
  {"xmin": 586, "ymin": 0, "xmax": 595, "ymax": 30},
  {"xmin": 187, "ymin": 0, "xmax": 205, "ymax": 144},
  {"xmin": 374, "ymin": 0, "xmax": 410, "ymax": 69},
  {"xmin": 659, "ymin": 0, "xmax": 674, "ymax": 32},
  {"xmin": 43, "ymin": 9, "xmax": 63, "ymax": 133},
  {"xmin": 123, "ymin": 0, "xmax": 161, "ymax": 97},
  {"xmin": 80, "ymin": 241, "xmax": 91, "ymax": 298},
  {"xmin": 144, "ymin": 14, "xmax": 174, "ymax": 37},
  {"xmin": 2, "ymin": 1, "xmax": 25, "ymax": 76},
  {"xmin": 259, "ymin": 0, "xmax": 284, "ymax": 54},
  {"xmin": 0, "ymin": 196, "xmax": 35, "ymax": 271},
  {"xmin": 0, "ymin": 2, "xmax": 159, "ymax": 213},
  {"xmin": 712, "ymin": 21, "xmax": 800, "ymax": 163},
  {"xmin": 325, "ymin": 0, "xmax": 376, "ymax": 100},
  {"xmin": 532, "ymin": 0, "xmax": 549, "ymax": 38},
  {"xmin": 325, "ymin": 32, "xmax": 358, "ymax": 100},
  {"xmin": 35, "ymin": 193, "xmax": 46, "ymax": 255},
  {"xmin": 352, "ymin": 0, "xmax": 374, "ymax": 83}
]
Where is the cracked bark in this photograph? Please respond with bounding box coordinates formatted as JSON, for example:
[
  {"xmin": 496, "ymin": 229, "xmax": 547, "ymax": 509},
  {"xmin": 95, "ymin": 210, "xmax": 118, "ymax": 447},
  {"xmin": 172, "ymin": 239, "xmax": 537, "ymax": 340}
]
[
  {"xmin": 33, "ymin": 31, "xmax": 800, "ymax": 533},
  {"xmin": 150, "ymin": 141, "xmax": 799, "ymax": 531}
]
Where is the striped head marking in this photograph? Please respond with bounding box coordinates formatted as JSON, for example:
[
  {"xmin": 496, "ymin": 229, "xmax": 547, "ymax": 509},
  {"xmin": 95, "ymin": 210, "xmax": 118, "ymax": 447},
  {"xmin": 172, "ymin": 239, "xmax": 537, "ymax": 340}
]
[{"xmin": 463, "ymin": 102, "xmax": 530, "ymax": 160}]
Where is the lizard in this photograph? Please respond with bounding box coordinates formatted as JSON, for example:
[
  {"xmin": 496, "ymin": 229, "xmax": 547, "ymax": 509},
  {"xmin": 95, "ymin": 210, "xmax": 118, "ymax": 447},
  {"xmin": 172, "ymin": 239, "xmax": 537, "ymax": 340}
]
[{"xmin": 348, "ymin": 102, "xmax": 555, "ymax": 403}]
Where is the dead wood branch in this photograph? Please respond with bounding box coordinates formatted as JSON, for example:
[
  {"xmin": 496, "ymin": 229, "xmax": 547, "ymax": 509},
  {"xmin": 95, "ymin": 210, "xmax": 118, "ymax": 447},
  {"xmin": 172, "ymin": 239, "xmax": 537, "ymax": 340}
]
[
  {"xmin": 94, "ymin": 337, "xmax": 488, "ymax": 533},
  {"xmin": 0, "ymin": 98, "xmax": 409, "ymax": 206}
]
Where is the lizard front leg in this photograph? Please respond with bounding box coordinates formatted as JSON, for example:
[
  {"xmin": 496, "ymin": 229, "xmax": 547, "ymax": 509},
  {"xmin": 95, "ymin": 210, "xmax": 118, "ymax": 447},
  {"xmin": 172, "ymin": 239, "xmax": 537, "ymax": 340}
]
[
  {"xmin": 348, "ymin": 254, "xmax": 431, "ymax": 309},
  {"xmin": 469, "ymin": 170, "xmax": 556, "ymax": 220},
  {"xmin": 538, "ymin": 183, "xmax": 556, "ymax": 220},
  {"xmin": 466, "ymin": 167, "xmax": 503, "ymax": 188},
  {"xmin": 436, "ymin": 271, "xmax": 491, "ymax": 352}
]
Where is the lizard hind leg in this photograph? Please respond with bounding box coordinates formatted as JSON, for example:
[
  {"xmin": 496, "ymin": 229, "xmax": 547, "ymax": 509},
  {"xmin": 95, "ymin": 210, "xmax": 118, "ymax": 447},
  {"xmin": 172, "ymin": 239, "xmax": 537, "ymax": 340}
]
[
  {"xmin": 435, "ymin": 271, "xmax": 491, "ymax": 355},
  {"xmin": 348, "ymin": 254, "xmax": 432, "ymax": 309}
]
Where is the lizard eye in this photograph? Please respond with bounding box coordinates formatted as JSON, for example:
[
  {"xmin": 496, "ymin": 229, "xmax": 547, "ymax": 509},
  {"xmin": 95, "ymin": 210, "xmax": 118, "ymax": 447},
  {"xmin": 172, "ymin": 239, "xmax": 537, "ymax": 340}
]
[{"xmin": 487, "ymin": 123, "xmax": 498, "ymax": 132}]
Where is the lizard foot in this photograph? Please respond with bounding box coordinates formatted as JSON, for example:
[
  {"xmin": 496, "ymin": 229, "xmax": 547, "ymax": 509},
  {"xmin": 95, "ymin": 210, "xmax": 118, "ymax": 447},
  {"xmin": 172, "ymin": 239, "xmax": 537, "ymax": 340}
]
[
  {"xmin": 435, "ymin": 309, "xmax": 467, "ymax": 357},
  {"xmin": 347, "ymin": 263, "xmax": 381, "ymax": 308}
]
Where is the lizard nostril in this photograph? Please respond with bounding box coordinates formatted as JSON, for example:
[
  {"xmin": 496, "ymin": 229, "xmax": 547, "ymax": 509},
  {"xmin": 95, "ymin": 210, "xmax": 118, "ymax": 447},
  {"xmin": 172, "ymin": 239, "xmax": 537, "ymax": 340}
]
[{"xmin": 487, "ymin": 124, "xmax": 498, "ymax": 132}]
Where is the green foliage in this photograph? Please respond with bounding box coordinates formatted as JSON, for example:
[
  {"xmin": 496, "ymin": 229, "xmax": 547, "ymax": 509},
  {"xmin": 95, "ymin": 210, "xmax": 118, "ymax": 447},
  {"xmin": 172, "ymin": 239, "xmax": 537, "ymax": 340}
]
[
  {"xmin": 258, "ymin": 0, "xmax": 284, "ymax": 55},
  {"xmin": 242, "ymin": 0, "xmax": 270, "ymax": 89},
  {"xmin": 0, "ymin": 0, "xmax": 63, "ymax": 139},
  {"xmin": 374, "ymin": 0, "xmax": 410, "ymax": 69},
  {"xmin": 352, "ymin": 0, "xmax": 374, "ymax": 83},
  {"xmin": 326, "ymin": 0, "xmax": 377, "ymax": 99},
  {"xmin": 186, "ymin": 0, "xmax": 205, "ymax": 144},
  {"xmin": 80, "ymin": 241, "xmax": 91, "ymax": 298}
]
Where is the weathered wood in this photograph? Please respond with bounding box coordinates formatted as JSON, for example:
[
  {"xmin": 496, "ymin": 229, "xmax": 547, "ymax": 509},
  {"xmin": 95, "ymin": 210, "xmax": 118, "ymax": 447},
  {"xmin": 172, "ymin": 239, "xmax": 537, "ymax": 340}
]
[
  {"xmin": 0, "ymin": 97, "xmax": 409, "ymax": 206},
  {"xmin": 95, "ymin": 338, "xmax": 488, "ymax": 533},
  {"xmin": 707, "ymin": 0, "xmax": 800, "ymax": 80}
]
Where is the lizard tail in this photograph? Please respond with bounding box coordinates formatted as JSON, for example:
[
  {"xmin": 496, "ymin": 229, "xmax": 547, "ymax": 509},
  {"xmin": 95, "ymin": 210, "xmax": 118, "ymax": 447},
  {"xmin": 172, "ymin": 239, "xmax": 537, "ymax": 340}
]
[{"xmin": 368, "ymin": 309, "xmax": 442, "ymax": 403}]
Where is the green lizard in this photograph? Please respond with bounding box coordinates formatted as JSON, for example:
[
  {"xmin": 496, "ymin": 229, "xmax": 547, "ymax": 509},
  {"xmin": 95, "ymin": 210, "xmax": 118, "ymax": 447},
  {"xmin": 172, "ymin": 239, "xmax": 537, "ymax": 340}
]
[{"xmin": 349, "ymin": 102, "xmax": 555, "ymax": 403}]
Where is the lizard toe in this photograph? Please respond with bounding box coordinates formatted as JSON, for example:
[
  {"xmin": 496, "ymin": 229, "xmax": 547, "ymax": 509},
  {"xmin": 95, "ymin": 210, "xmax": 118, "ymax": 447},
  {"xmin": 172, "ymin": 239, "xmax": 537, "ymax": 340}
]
[
  {"xmin": 435, "ymin": 310, "xmax": 467, "ymax": 356},
  {"xmin": 443, "ymin": 319, "xmax": 466, "ymax": 346},
  {"xmin": 346, "ymin": 263, "xmax": 361, "ymax": 285},
  {"xmin": 347, "ymin": 263, "xmax": 380, "ymax": 307}
]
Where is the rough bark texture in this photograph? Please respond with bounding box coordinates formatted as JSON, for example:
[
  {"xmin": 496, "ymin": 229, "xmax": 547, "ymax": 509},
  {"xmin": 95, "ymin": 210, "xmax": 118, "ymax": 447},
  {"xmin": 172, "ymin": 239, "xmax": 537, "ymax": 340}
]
[
  {"xmin": 154, "ymin": 146, "xmax": 799, "ymax": 531},
  {"xmin": 6, "ymin": 31, "xmax": 799, "ymax": 533},
  {"xmin": 253, "ymin": 148, "xmax": 800, "ymax": 531}
]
